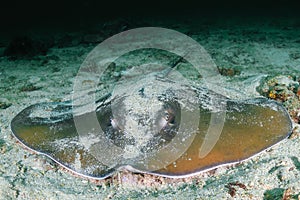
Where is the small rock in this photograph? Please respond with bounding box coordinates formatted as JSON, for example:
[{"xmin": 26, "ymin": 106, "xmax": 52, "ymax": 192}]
[
  {"xmin": 0, "ymin": 99, "xmax": 12, "ymax": 109},
  {"xmin": 0, "ymin": 139, "xmax": 7, "ymax": 153},
  {"xmin": 217, "ymin": 66, "xmax": 241, "ymax": 76},
  {"xmin": 257, "ymin": 75, "xmax": 300, "ymax": 124},
  {"xmin": 20, "ymin": 84, "xmax": 41, "ymax": 92}
]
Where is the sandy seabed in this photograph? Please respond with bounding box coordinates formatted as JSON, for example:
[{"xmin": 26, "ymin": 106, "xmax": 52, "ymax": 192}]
[{"xmin": 0, "ymin": 17, "xmax": 300, "ymax": 199}]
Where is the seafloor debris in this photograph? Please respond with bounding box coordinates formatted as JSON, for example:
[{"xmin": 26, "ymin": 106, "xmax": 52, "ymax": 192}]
[
  {"xmin": 0, "ymin": 98, "xmax": 12, "ymax": 109},
  {"xmin": 257, "ymin": 75, "xmax": 300, "ymax": 124},
  {"xmin": 289, "ymin": 125, "xmax": 300, "ymax": 139},
  {"xmin": 0, "ymin": 101, "xmax": 11, "ymax": 109},
  {"xmin": 263, "ymin": 187, "xmax": 299, "ymax": 200},
  {"xmin": 225, "ymin": 181, "xmax": 247, "ymax": 197},
  {"xmin": 19, "ymin": 83, "xmax": 42, "ymax": 92},
  {"xmin": 217, "ymin": 66, "xmax": 241, "ymax": 76}
]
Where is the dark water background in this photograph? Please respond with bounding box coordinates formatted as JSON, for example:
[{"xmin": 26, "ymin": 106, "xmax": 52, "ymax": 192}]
[
  {"xmin": 1, "ymin": 0, "xmax": 300, "ymax": 59},
  {"xmin": 1, "ymin": 0, "xmax": 299, "ymax": 37}
]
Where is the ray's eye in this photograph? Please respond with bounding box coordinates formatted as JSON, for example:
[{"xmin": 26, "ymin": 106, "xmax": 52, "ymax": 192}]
[
  {"xmin": 110, "ymin": 118, "xmax": 122, "ymax": 132},
  {"xmin": 154, "ymin": 101, "xmax": 181, "ymax": 145},
  {"xmin": 140, "ymin": 100, "xmax": 181, "ymax": 141},
  {"xmin": 163, "ymin": 109, "xmax": 175, "ymax": 126}
]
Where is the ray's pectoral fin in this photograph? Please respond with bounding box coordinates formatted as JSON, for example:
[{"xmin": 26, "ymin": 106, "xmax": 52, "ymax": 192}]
[
  {"xmin": 11, "ymin": 102, "xmax": 115, "ymax": 179},
  {"xmin": 153, "ymin": 98, "xmax": 293, "ymax": 177}
]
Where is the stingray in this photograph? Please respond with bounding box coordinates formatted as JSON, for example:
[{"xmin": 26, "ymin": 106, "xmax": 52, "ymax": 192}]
[{"xmin": 11, "ymin": 81, "xmax": 293, "ymax": 179}]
